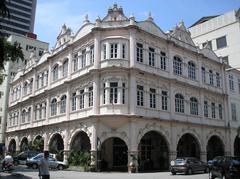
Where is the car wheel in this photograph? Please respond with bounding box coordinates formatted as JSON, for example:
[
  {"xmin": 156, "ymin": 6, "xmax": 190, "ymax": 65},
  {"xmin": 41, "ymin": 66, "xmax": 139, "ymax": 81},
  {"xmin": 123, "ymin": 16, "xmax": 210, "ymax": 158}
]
[
  {"xmin": 32, "ymin": 163, "xmax": 38, "ymax": 169},
  {"xmin": 188, "ymin": 168, "xmax": 193, "ymax": 175},
  {"xmin": 58, "ymin": 164, "xmax": 64, "ymax": 170}
]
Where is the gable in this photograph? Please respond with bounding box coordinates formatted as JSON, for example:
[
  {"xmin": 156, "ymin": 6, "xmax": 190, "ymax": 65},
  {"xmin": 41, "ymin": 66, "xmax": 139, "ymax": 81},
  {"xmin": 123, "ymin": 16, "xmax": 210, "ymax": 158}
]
[
  {"xmin": 73, "ymin": 23, "xmax": 95, "ymax": 43},
  {"xmin": 200, "ymin": 48, "xmax": 220, "ymax": 62},
  {"xmin": 137, "ymin": 21, "xmax": 167, "ymax": 39}
]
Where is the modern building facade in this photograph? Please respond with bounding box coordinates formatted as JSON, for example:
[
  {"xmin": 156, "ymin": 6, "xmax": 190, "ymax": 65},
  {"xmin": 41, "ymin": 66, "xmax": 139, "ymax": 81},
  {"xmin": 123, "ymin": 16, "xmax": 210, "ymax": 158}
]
[
  {"xmin": 0, "ymin": 0, "xmax": 37, "ymax": 37},
  {"xmin": 5, "ymin": 4, "xmax": 239, "ymax": 172},
  {"xmin": 0, "ymin": 34, "xmax": 48, "ymax": 146},
  {"xmin": 189, "ymin": 8, "xmax": 240, "ymax": 68}
]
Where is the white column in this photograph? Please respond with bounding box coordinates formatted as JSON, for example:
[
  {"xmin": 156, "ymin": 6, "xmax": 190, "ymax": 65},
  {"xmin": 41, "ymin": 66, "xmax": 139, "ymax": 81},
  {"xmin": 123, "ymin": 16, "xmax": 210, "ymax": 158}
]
[
  {"xmin": 129, "ymin": 30, "xmax": 136, "ymax": 67},
  {"xmin": 93, "ymin": 73, "xmax": 100, "ymax": 114},
  {"xmin": 48, "ymin": 64, "xmax": 51, "ymax": 89},
  {"xmin": 170, "ymin": 83, "xmax": 175, "ymax": 116},
  {"xmin": 86, "ymin": 47, "xmax": 90, "ymax": 66},
  {"xmin": 68, "ymin": 53, "xmax": 72, "ymax": 79},
  {"xmin": 118, "ymin": 80, "xmax": 122, "ymax": 104},
  {"xmin": 129, "ymin": 71, "xmax": 136, "ymax": 114},
  {"xmin": 66, "ymin": 86, "xmax": 70, "ymax": 120},
  {"xmin": 106, "ymin": 42, "xmax": 110, "ymax": 60},
  {"xmin": 105, "ymin": 81, "xmax": 110, "ymax": 104},
  {"xmin": 167, "ymin": 45, "xmax": 174, "ymax": 77},
  {"xmin": 94, "ymin": 32, "xmax": 101, "ymax": 69},
  {"xmin": 46, "ymin": 95, "xmax": 50, "ymax": 124},
  {"xmin": 198, "ymin": 60, "xmax": 202, "ymax": 85},
  {"xmin": 85, "ymin": 87, "xmax": 89, "ymax": 108}
]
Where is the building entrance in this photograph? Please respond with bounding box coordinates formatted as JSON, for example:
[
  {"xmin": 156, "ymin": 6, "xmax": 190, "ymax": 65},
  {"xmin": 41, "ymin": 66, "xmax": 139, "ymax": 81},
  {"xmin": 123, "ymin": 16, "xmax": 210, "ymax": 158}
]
[{"xmin": 100, "ymin": 137, "xmax": 128, "ymax": 171}]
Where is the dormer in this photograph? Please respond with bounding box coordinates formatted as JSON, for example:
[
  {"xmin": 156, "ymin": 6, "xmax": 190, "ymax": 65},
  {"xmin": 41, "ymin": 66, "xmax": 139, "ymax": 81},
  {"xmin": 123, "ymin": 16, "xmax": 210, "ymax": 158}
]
[
  {"xmin": 102, "ymin": 3, "xmax": 128, "ymax": 21},
  {"xmin": 54, "ymin": 24, "xmax": 72, "ymax": 49}
]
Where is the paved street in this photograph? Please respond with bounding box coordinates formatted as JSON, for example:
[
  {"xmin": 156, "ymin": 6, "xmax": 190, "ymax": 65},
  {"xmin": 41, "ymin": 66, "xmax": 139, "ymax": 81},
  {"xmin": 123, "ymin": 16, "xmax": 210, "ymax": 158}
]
[{"xmin": 0, "ymin": 166, "xmax": 210, "ymax": 179}]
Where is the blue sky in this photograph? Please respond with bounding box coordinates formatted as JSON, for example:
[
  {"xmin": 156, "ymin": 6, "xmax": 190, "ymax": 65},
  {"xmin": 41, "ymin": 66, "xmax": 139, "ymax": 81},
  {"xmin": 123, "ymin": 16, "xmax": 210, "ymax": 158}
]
[{"xmin": 35, "ymin": 0, "xmax": 240, "ymax": 49}]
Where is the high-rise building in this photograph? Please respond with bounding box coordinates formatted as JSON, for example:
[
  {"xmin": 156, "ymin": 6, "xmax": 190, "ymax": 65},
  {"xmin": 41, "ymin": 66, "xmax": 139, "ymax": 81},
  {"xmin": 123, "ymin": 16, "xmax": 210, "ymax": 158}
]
[{"xmin": 0, "ymin": 0, "xmax": 37, "ymax": 37}]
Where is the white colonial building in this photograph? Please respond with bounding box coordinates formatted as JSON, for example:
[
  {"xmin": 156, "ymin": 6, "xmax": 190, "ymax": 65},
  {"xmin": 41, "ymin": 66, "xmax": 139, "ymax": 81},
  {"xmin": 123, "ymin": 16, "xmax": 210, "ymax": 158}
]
[{"xmin": 5, "ymin": 4, "xmax": 239, "ymax": 172}]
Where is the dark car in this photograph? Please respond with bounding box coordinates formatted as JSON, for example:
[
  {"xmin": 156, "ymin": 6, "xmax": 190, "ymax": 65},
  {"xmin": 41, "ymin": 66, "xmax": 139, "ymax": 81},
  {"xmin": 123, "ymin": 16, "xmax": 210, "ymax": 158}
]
[
  {"xmin": 209, "ymin": 156, "xmax": 240, "ymax": 179},
  {"xmin": 170, "ymin": 157, "xmax": 209, "ymax": 175},
  {"xmin": 13, "ymin": 151, "xmax": 39, "ymax": 165}
]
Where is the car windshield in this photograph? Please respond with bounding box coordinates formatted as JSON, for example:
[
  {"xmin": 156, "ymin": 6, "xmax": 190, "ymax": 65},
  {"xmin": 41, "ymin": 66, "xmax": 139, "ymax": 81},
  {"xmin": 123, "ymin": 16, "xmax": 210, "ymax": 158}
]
[
  {"xmin": 232, "ymin": 159, "xmax": 240, "ymax": 165},
  {"xmin": 175, "ymin": 159, "xmax": 185, "ymax": 165}
]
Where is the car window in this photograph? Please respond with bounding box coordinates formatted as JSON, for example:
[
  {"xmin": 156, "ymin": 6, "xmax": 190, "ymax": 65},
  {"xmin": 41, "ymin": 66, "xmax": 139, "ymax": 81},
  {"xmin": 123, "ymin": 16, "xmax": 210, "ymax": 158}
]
[
  {"xmin": 48, "ymin": 157, "xmax": 55, "ymax": 161},
  {"xmin": 232, "ymin": 159, "xmax": 240, "ymax": 165},
  {"xmin": 175, "ymin": 159, "xmax": 185, "ymax": 165}
]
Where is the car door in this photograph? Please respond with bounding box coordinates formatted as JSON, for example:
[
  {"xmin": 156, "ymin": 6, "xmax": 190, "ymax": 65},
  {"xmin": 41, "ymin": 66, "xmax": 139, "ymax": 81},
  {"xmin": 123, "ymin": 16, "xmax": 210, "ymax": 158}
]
[{"xmin": 48, "ymin": 157, "xmax": 57, "ymax": 169}]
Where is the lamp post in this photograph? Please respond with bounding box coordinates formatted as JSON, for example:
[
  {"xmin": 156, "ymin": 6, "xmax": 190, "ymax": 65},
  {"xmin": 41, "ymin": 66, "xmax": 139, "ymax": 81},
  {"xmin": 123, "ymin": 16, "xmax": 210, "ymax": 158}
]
[{"xmin": 96, "ymin": 137, "xmax": 101, "ymax": 172}]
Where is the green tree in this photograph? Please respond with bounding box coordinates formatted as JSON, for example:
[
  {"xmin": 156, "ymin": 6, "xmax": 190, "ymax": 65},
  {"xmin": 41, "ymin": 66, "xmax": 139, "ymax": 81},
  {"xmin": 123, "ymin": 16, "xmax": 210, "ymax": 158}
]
[{"xmin": 0, "ymin": 0, "xmax": 24, "ymax": 84}]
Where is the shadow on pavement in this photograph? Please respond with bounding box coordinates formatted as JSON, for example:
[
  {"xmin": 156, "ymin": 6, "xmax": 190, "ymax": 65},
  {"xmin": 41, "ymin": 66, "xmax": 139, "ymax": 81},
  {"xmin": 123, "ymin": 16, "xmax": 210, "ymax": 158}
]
[{"xmin": 0, "ymin": 173, "xmax": 32, "ymax": 179}]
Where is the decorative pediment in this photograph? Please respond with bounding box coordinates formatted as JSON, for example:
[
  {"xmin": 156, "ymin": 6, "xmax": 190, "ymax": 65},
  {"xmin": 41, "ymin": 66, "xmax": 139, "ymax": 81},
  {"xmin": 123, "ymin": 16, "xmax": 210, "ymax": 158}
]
[
  {"xmin": 200, "ymin": 48, "xmax": 220, "ymax": 62},
  {"xmin": 54, "ymin": 24, "xmax": 72, "ymax": 50},
  {"xmin": 73, "ymin": 23, "xmax": 95, "ymax": 43},
  {"xmin": 102, "ymin": 3, "xmax": 128, "ymax": 22},
  {"xmin": 137, "ymin": 21, "xmax": 167, "ymax": 39},
  {"xmin": 170, "ymin": 21, "xmax": 196, "ymax": 47},
  {"xmin": 37, "ymin": 51, "xmax": 50, "ymax": 66}
]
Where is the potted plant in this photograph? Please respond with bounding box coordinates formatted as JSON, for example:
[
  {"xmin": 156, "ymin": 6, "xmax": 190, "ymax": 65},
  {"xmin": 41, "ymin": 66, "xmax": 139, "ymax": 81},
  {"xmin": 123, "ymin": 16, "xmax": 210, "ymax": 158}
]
[{"xmin": 129, "ymin": 154, "xmax": 137, "ymax": 173}]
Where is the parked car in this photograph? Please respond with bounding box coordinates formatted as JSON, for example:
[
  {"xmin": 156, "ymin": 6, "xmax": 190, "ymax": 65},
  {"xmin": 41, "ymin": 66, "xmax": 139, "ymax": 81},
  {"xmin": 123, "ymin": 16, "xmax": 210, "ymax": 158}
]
[
  {"xmin": 170, "ymin": 157, "xmax": 209, "ymax": 175},
  {"xmin": 209, "ymin": 156, "xmax": 240, "ymax": 179},
  {"xmin": 13, "ymin": 151, "xmax": 39, "ymax": 165},
  {"xmin": 26, "ymin": 153, "xmax": 68, "ymax": 170}
]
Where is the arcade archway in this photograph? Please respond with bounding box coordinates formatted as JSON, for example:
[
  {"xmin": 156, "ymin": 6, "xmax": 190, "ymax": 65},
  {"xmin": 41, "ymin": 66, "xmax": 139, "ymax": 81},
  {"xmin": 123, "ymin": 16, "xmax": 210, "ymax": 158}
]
[
  {"xmin": 20, "ymin": 137, "xmax": 28, "ymax": 152},
  {"xmin": 100, "ymin": 137, "xmax": 128, "ymax": 171},
  {"xmin": 138, "ymin": 131, "xmax": 169, "ymax": 171},
  {"xmin": 8, "ymin": 139, "xmax": 16, "ymax": 153},
  {"xmin": 49, "ymin": 133, "xmax": 64, "ymax": 161},
  {"xmin": 207, "ymin": 135, "xmax": 224, "ymax": 161},
  {"xmin": 177, "ymin": 133, "xmax": 200, "ymax": 159},
  {"xmin": 234, "ymin": 136, "xmax": 240, "ymax": 156}
]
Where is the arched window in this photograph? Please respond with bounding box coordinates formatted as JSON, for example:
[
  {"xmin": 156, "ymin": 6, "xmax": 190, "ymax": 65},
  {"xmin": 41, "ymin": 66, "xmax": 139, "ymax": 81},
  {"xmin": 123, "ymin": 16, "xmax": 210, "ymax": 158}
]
[
  {"xmin": 28, "ymin": 107, "xmax": 31, "ymax": 121},
  {"xmin": 209, "ymin": 70, "xmax": 214, "ymax": 85},
  {"xmin": 42, "ymin": 102, "xmax": 46, "ymax": 119},
  {"xmin": 60, "ymin": 95, "xmax": 66, "ymax": 113},
  {"xmin": 51, "ymin": 98, "xmax": 57, "ymax": 116},
  {"xmin": 173, "ymin": 56, "xmax": 182, "ymax": 75},
  {"xmin": 23, "ymin": 82, "xmax": 28, "ymax": 95},
  {"xmin": 22, "ymin": 109, "xmax": 26, "ymax": 123},
  {"xmin": 202, "ymin": 67, "xmax": 206, "ymax": 83},
  {"xmin": 175, "ymin": 93, "xmax": 184, "ymax": 113},
  {"xmin": 63, "ymin": 59, "xmax": 68, "ymax": 77},
  {"xmin": 72, "ymin": 54, "xmax": 78, "ymax": 72},
  {"xmin": 72, "ymin": 92, "xmax": 77, "ymax": 111},
  {"xmin": 188, "ymin": 61, "xmax": 196, "ymax": 80},
  {"xmin": 52, "ymin": 65, "xmax": 58, "ymax": 81},
  {"xmin": 190, "ymin": 97, "xmax": 198, "ymax": 115}
]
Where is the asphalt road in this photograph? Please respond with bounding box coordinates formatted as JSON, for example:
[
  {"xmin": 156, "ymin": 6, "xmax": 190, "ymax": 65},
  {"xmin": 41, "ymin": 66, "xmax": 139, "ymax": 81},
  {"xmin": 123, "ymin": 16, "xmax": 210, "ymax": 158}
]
[{"xmin": 0, "ymin": 166, "xmax": 211, "ymax": 179}]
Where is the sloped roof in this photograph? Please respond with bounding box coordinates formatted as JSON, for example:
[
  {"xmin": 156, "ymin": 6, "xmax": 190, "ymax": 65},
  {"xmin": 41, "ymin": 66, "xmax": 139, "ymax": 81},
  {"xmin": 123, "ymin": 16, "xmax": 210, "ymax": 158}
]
[
  {"xmin": 190, "ymin": 15, "xmax": 219, "ymax": 27},
  {"xmin": 137, "ymin": 20, "xmax": 167, "ymax": 39}
]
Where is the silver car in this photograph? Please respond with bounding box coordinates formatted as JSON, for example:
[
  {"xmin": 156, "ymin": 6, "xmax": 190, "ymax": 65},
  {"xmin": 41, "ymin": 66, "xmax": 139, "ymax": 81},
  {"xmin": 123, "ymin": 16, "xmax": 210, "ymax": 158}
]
[{"xmin": 26, "ymin": 153, "xmax": 68, "ymax": 170}]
